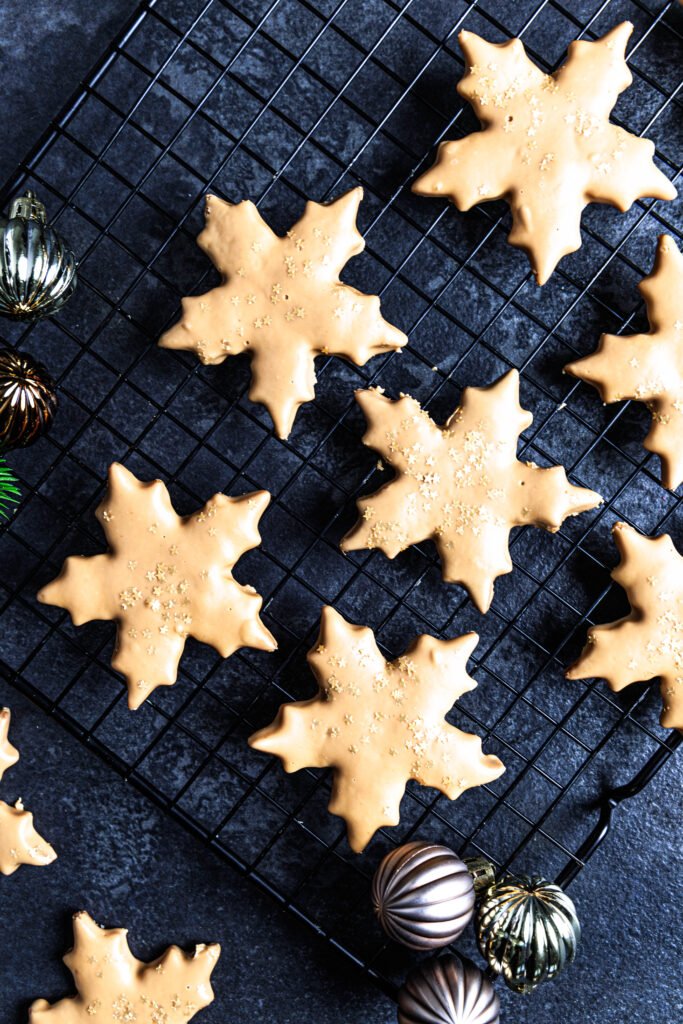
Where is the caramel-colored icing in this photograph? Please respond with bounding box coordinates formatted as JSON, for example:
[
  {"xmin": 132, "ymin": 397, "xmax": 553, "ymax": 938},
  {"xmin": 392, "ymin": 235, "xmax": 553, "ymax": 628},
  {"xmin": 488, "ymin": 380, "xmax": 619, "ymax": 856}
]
[
  {"xmin": 158, "ymin": 187, "xmax": 407, "ymax": 438},
  {"xmin": 412, "ymin": 22, "xmax": 676, "ymax": 284},
  {"xmin": 0, "ymin": 798, "xmax": 56, "ymax": 875},
  {"xmin": 0, "ymin": 707, "xmax": 19, "ymax": 781},
  {"xmin": 29, "ymin": 911, "xmax": 220, "ymax": 1023},
  {"xmin": 341, "ymin": 370, "xmax": 602, "ymax": 613},
  {"xmin": 250, "ymin": 606, "xmax": 504, "ymax": 852},
  {"xmin": 566, "ymin": 235, "xmax": 683, "ymax": 489},
  {"xmin": 38, "ymin": 463, "xmax": 276, "ymax": 710},
  {"xmin": 567, "ymin": 522, "xmax": 683, "ymax": 730}
]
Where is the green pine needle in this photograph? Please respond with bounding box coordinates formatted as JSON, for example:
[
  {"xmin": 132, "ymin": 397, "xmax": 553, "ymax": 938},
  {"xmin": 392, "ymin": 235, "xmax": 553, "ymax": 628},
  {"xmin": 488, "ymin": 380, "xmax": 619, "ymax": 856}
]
[{"xmin": 0, "ymin": 457, "xmax": 20, "ymax": 520}]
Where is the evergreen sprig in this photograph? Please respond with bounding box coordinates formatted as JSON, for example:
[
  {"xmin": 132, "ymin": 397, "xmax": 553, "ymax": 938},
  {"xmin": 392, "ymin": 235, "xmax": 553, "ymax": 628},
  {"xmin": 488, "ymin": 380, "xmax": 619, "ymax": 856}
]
[{"xmin": 0, "ymin": 457, "xmax": 20, "ymax": 520}]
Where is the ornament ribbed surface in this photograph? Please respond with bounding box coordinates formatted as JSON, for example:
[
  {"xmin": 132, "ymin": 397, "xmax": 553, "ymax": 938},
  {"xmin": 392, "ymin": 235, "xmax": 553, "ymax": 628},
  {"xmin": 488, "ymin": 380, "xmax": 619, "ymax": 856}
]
[
  {"xmin": 372, "ymin": 841, "xmax": 475, "ymax": 950},
  {"xmin": 0, "ymin": 194, "xmax": 76, "ymax": 319},
  {"xmin": 0, "ymin": 349, "xmax": 57, "ymax": 450},
  {"xmin": 476, "ymin": 875, "xmax": 581, "ymax": 994},
  {"xmin": 397, "ymin": 954, "xmax": 500, "ymax": 1024}
]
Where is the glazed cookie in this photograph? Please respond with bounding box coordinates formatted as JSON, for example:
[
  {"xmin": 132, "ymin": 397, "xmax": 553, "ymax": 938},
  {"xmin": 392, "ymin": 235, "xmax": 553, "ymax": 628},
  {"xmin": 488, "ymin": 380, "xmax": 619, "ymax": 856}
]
[
  {"xmin": 250, "ymin": 606, "xmax": 504, "ymax": 852},
  {"xmin": 38, "ymin": 463, "xmax": 276, "ymax": 709},
  {"xmin": 0, "ymin": 798, "xmax": 56, "ymax": 875},
  {"xmin": 0, "ymin": 707, "xmax": 18, "ymax": 782},
  {"xmin": 412, "ymin": 23, "xmax": 676, "ymax": 284},
  {"xmin": 341, "ymin": 370, "xmax": 602, "ymax": 612},
  {"xmin": 566, "ymin": 235, "xmax": 683, "ymax": 489},
  {"xmin": 29, "ymin": 911, "xmax": 220, "ymax": 1023},
  {"xmin": 159, "ymin": 188, "xmax": 407, "ymax": 438},
  {"xmin": 567, "ymin": 522, "xmax": 683, "ymax": 730}
]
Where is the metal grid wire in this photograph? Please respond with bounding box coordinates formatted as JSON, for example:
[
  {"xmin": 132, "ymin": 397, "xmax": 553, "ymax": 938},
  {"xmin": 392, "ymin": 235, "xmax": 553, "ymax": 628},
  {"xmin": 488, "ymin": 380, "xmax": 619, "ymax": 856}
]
[{"xmin": 0, "ymin": 0, "xmax": 681, "ymax": 995}]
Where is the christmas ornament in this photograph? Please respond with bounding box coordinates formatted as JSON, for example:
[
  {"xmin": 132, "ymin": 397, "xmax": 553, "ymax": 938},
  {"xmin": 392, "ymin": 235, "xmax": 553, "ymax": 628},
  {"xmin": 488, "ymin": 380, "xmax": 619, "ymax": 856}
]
[
  {"xmin": 476, "ymin": 874, "xmax": 581, "ymax": 993},
  {"xmin": 0, "ymin": 457, "xmax": 20, "ymax": 518},
  {"xmin": 373, "ymin": 842, "xmax": 476, "ymax": 949},
  {"xmin": 0, "ymin": 189, "xmax": 76, "ymax": 319},
  {"xmin": 463, "ymin": 856, "xmax": 496, "ymax": 896},
  {"xmin": 0, "ymin": 348, "xmax": 57, "ymax": 450},
  {"xmin": 397, "ymin": 954, "xmax": 500, "ymax": 1024}
]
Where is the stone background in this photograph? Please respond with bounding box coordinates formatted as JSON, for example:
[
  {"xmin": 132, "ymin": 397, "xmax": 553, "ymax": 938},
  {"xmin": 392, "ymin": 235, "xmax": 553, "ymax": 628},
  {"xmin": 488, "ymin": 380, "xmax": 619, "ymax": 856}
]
[{"xmin": 0, "ymin": 2, "xmax": 681, "ymax": 1022}]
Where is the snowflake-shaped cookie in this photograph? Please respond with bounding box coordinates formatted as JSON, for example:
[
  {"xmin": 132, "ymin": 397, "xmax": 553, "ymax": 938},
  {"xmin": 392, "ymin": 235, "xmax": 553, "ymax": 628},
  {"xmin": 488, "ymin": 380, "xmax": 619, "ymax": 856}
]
[
  {"xmin": 0, "ymin": 798, "xmax": 56, "ymax": 876},
  {"xmin": 38, "ymin": 463, "xmax": 276, "ymax": 709},
  {"xmin": 341, "ymin": 370, "xmax": 602, "ymax": 612},
  {"xmin": 30, "ymin": 911, "xmax": 220, "ymax": 1023},
  {"xmin": 566, "ymin": 235, "xmax": 683, "ymax": 489},
  {"xmin": 413, "ymin": 22, "xmax": 676, "ymax": 284},
  {"xmin": 0, "ymin": 707, "xmax": 18, "ymax": 782},
  {"xmin": 567, "ymin": 522, "xmax": 683, "ymax": 729},
  {"xmin": 159, "ymin": 187, "xmax": 406, "ymax": 438},
  {"xmin": 250, "ymin": 606, "xmax": 504, "ymax": 852}
]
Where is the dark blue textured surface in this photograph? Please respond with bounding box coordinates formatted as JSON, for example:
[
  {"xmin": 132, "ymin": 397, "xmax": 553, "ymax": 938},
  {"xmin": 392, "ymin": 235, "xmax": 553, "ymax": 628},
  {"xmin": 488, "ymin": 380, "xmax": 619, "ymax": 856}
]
[{"xmin": 0, "ymin": 1, "xmax": 681, "ymax": 1022}]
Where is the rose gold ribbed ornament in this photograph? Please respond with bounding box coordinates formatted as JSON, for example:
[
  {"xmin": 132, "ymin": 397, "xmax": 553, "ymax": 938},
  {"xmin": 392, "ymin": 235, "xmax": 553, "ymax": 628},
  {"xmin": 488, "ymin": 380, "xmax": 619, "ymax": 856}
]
[
  {"xmin": 398, "ymin": 954, "xmax": 500, "ymax": 1024},
  {"xmin": 372, "ymin": 842, "xmax": 475, "ymax": 950}
]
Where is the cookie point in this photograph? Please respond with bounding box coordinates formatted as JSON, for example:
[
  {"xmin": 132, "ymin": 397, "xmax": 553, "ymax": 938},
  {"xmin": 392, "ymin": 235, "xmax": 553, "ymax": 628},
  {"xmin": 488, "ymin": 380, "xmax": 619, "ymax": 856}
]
[
  {"xmin": 126, "ymin": 688, "xmax": 147, "ymax": 712},
  {"xmin": 461, "ymin": 630, "xmax": 480, "ymax": 652},
  {"xmin": 241, "ymin": 488, "xmax": 271, "ymax": 514},
  {"xmin": 612, "ymin": 520, "xmax": 631, "ymax": 534},
  {"xmin": 320, "ymin": 604, "xmax": 345, "ymax": 628},
  {"xmin": 107, "ymin": 461, "xmax": 135, "ymax": 487},
  {"xmin": 196, "ymin": 941, "xmax": 221, "ymax": 961},
  {"xmin": 658, "ymin": 233, "xmax": 678, "ymax": 253},
  {"xmin": 73, "ymin": 909, "xmax": 100, "ymax": 929}
]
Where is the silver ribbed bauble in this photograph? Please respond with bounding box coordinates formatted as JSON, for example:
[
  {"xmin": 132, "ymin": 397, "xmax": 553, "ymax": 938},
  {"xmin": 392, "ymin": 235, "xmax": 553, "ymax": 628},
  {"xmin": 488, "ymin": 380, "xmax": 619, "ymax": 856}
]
[
  {"xmin": 372, "ymin": 842, "xmax": 475, "ymax": 950},
  {"xmin": 476, "ymin": 875, "xmax": 581, "ymax": 994},
  {"xmin": 397, "ymin": 954, "xmax": 500, "ymax": 1024},
  {"xmin": 0, "ymin": 190, "xmax": 76, "ymax": 319}
]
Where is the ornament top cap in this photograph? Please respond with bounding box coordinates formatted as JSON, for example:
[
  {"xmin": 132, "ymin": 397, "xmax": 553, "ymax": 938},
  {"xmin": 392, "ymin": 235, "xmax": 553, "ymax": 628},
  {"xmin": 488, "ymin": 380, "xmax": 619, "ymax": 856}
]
[{"xmin": 9, "ymin": 190, "xmax": 46, "ymax": 223}]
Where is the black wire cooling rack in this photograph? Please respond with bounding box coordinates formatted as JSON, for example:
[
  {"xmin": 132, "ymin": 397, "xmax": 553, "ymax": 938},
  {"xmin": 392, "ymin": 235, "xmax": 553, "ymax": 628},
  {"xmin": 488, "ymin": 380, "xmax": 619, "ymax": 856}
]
[{"xmin": 0, "ymin": 0, "xmax": 681, "ymax": 999}]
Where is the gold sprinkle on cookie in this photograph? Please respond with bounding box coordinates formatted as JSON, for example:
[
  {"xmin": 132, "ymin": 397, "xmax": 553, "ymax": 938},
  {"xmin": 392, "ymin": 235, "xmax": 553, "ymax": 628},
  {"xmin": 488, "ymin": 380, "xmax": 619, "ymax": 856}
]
[
  {"xmin": 567, "ymin": 522, "xmax": 683, "ymax": 730},
  {"xmin": 412, "ymin": 23, "xmax": 675, "ymax": 284},
  {"xmin": 566, "ymin": 235, "xmax": 683, "ymax": 489},
  {"xmin": 37, "ymin": 463, "xmax": 276, "ymax": 710},
  {"xmin": 249, "ymin": 606, "xmax": 504, "ymax": 852},
  {"xmin": 159, "ymin": 188, "xmax": 406, "ymax": 438},
  {"xmin": 341, "ymin": 370, "xmax": 602, "ymax": 612}
]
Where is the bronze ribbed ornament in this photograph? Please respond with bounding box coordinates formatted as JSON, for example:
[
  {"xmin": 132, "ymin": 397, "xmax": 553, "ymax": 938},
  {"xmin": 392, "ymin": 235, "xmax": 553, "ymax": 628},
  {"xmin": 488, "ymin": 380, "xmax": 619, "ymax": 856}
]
[
  {"xmin": 398, "ymin": 954, "xmax": 500, "ymax": 1024},
  {"xmin": 372, "ymin": 842, "xmax": 475, "ymax": 950},
  {"xmin": 0, "ymin": 349, "xmax": 57, "ymax": 450},
  {"xmin": 476, "ymin": 875, "xmax": 581, "ymax": 994},
  {"xmin": 0, "ymin": 190, "xmax": 76, "ymax": 319}
]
